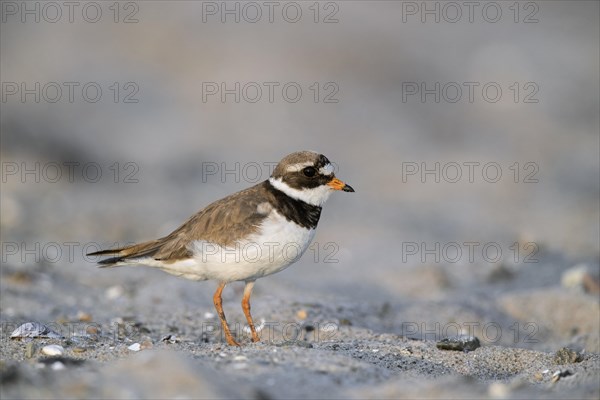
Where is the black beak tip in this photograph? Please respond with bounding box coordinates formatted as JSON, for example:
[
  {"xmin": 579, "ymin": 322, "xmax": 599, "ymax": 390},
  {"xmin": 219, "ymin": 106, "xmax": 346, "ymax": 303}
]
[{"xmin": 342, "ymin": 184, "xmax": 355, "ymax": 193}]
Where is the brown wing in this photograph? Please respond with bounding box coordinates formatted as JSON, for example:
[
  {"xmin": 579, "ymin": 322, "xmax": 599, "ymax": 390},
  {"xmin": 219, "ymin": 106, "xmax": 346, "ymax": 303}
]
[{"xmin": 89, "ymin": 182, "xmax": 271, "ymax": 266}]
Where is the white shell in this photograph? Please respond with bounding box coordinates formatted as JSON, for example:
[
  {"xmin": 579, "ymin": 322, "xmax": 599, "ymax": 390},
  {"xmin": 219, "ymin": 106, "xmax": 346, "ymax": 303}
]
[
  {"xmin": 11, "ymin": 322, "xmax": 62, "ymax": 339},
  {"xmin": 41, "ymin": 344, "xmax": 64, "ymax": 356},
  {"xmin": 128, "ymin": 343, "xmax": 141, "ymax": 351}
]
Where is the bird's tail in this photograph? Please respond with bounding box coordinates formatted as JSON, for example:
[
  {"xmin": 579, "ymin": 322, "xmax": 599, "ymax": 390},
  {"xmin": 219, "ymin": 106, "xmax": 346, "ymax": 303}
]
[{"xmin": 87, "ymin": 240, "xmax": 162, "ymax": 267}]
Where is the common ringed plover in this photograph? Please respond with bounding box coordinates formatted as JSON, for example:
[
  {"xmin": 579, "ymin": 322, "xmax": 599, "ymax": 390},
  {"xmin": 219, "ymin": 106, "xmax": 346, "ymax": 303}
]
[{"xmin": 88, "ymin": 151, "xmax": 354, "ymax": 346}]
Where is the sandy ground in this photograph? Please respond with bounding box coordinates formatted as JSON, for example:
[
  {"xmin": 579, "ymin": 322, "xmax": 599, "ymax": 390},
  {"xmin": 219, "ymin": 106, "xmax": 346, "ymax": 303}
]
[
  {"xmin": 1, "ymin": 240, "xmax": 599, "ymax": 399},
  {"xmin": 1, "ymin": 1, "xmax": 599, "ymax": 399}
]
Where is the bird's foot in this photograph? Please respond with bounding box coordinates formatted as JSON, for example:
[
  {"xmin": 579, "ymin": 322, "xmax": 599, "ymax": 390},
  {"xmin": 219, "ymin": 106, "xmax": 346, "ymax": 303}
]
[{"xmin": 225, "ymin": 335, "xmax": 241, "ymax": 347}]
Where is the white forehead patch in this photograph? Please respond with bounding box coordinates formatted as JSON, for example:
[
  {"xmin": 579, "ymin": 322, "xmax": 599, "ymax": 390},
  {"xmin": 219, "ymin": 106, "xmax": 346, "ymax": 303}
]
[
  {"xmin": 319, "ymin": 163, "xmax": 334, "ymax": 176},
  {"xmin": 285, "ymin": 161, "xmax": 314, "ymax": 173}
]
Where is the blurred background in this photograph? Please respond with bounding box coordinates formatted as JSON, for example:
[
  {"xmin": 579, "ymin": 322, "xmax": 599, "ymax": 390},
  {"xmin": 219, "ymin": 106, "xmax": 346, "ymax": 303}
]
[{"xmin": 1, "ymin": 1, "xmax": 599, "ymax": 353}]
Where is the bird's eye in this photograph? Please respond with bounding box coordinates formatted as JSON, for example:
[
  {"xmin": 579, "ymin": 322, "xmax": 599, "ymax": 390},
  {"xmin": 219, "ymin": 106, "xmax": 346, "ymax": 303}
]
[{"xmin": 302, "ymin": 167, "xmax": 317, "ymax": 177}]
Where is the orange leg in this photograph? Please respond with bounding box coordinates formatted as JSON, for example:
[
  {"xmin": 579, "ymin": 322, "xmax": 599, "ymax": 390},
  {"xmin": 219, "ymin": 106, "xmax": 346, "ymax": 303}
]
[
  {"xmin": 241, "ymin": 281, "xmax": 260, "ymax": 342},
  {"xmin": 213, "ymin": 282, "xmax": 240, "ymax": 346}
]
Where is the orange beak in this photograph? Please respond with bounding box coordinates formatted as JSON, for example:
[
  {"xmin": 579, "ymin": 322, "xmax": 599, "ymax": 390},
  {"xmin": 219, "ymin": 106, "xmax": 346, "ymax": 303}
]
[{"xmin": 327, "ymin": 177, "xmax": 355, "ymax": 192}]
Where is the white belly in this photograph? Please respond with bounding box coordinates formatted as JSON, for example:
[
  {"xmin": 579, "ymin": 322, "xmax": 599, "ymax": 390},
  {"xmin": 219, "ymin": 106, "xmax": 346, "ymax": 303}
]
[{"xmin": 148, "ymin": 210, "xmax": 316, "ymax": 282}]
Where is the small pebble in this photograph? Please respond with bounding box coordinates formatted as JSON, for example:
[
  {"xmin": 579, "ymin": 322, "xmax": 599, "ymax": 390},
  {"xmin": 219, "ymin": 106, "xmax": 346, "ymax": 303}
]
[
  {"xmin": 551, "ymin": 369, "xmax": 573, "ymax": 383},
  {"xmin": 436, "ymin": 336, "xmax": 481, "ymax": 352},
  {"xmin": 128, "ymin": 343, "xmax": 141, "ymax": 352},
  {"xmin": 72, "ymin": 347, "xmax": 87, "ymax": 353},
  {"xmin": 105, "ymin": 285, "xmax": 124, "ymax": 300},
  {"xmin": 77, "ymin": 311, "xmax": 93, "ymax": 322},
  {"xmin": 276, "ymin": 340, "xmax": 313, "ymax": 349},
  {"xmin": 41, "ymin": 345, "xmax": 65, "ymax": 356},
  {"xmin": 140, "ymin": 337, "xmax": 153, "ymax": 350},
  {"xmin": 203, "ymin": 312, "xmax": 215, "ymax": 319},
  {"xmin": 86, "ymin": 326, "xmax": 99, "ymax": 335},
  {"xmin": 243, "ymin": 318, "xmax": 265, "ymax": 334},
  {"xmin": 399, "ymin": 347, "xmax": 412, "ymax": 356},
  {"xmin": 25, "ymin": 342, "xmax": 36, "ymax": 358},
  {"xmin": 561, "ymin": 264, "xmax": 599, "ymax": 294},
  {"xmin": 487, "ymin": 263, "xmax": 515, "ymax": 283},
  {"xmin": 51, "ymin": 361, "xmax": 66, "ymax": 371},
  {"xmin": 582, "ymin": 273, "xmax": 600, "ymax": 294},
  {"xmin": 296, "ymin": 309, "xmax": 308, "ymax": 320},
  {"xmin": 6, "ymin": 270, "xmax": 33, "ymax": 285},
  {"xmin": 488, "ymin": 382, "xmax": 510, "ymax": 398},
  {"xmin": 554, "ymin": 347, "xmax": 582, "ymax": 364},
  {"xmin": 161, "ymin": 334, "xmax": 180, "ymax": 344}
]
